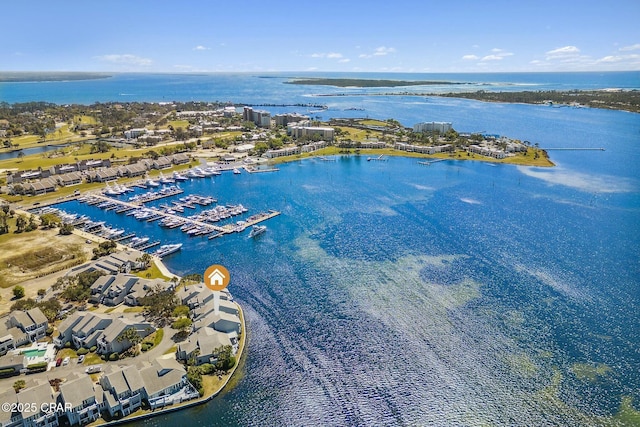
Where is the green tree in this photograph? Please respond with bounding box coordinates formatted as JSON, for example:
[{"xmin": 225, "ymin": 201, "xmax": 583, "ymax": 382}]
[
  {"xmin": 15, "ymin": 214, "xmax": 27, "ymax": 233},
  {"xmin": 172, "ymin": 317, "xmax": 192, "ymax": 334},
  {"xmin": 213, "ymin": 345, "xmax": 236, "ymax": 371},
  {"xmin": 139, "ymin": 284, "xmax": 178, "ymax": 320},
  {"xmin": 13, "ymin": 380, "xmax": 26, "ymax": 393},
  {"xmin": 59, "ymin": 223, "xmax": 74, "ymax": 235},
  {"xmin": 13, "ymin": 286, "xmax": 25, "ymax": 299},
  {"xmin": 116, "ymin": 327, "xmax": 144, "ymax": 356},
  {"xmin": 173, "ymin": 305, "xmax": 190, "ymax": 318},
  {"xmin": 39, "ymin": 213, "xmax": 61, "ymax": 229},
  {"xmin": 136, "ymin": 252, "xmax": 152, "ymax": 268}
]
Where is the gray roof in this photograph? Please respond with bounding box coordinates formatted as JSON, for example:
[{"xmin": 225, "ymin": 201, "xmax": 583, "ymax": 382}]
[
  {"xmin": 60, "ymin": 375, "xmax": 95, "ymax": 408},
  {"xmin": 11, "ymin": 310, "xmax": 32, "ymax": 328},
  {"xmin": 17, "ymin": 383, "xmax": 55, "ymax": 416},
  {"xmin": 27, "ymin": 307, "xmax": 48, "ymax": 325},
  {"xmin": 0, "ymin": 389, "xmax": 17, "ymax": 423},
  {"xmin": 138, "ymin": 357, "xmax": 186, "ymax": 396}
]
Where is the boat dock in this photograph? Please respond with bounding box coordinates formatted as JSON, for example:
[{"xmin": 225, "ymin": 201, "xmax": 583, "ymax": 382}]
[
  {"xmin": 244, "ymin": 166, "xmax": 280, "ymax": 173},
  {"xmin": 418, "ymin": 159, "xmax": 447, "ymax": 166},
  {"xmin": 82, "ymin": 193, "xmax": 280, "ymax": 240},
  {"xmin": 367, "ymin": 155, "xmax": 387, "ymax": 161}
]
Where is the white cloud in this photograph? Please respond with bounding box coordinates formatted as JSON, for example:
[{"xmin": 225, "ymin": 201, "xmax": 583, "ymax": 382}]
[
  {"xmin": 95, "ymin": 54, "xmax": 152, "ymax": 66},
  {"xmin": 462, "ymin": 54, "xmax": 479, "ymax": 60},
  {"xmin": 546, "ymin": 46, "xmax": 580, "ymax": 59},
  {"xmin": 338, "ymin": 58, "xmax": 351, "ymax": 63},
  {"xmin": 359, "ymin": 46, "xmax": 396, "ymax": 59},
  {"xmin": 193, "ymin": 45, "xmax": 210, "ymax": 51},
  {"xmin": 481, "ymin": 49, "xmax": 513, "ymax": 61},
  {"xmin": 596, "ymin": 54, "xmax": 640, "ymax": 63},
  {"xmin": 619, "ymin": 43, "xmax": 640, "ymax": 51},
  {"xmin": 374, "ymin": 46, "xmax": 395, "ymax": 56},
  {"xmin": 311, "ymin": 52, "xmax": 344, "ymax": 59}
]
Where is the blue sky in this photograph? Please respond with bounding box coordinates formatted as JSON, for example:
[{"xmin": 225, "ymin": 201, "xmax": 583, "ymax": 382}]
[{"xmin": 2, "ymin": 0, "xmax": 639, "ymax": 73}]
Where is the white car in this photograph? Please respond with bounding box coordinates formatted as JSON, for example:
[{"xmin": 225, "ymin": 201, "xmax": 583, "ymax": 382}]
[
  {"xmin": 62, "ymin": 357, "xmax": 70, "ymax": 366},
  {"xmin": 77, "ymin": 355, "xmax": 85, "ymax": 363}
]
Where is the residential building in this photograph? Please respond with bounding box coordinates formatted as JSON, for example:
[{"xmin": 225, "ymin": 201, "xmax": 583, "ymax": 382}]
[
  {"xmin": 95, "ymin": 318, "xmax": 154, "ymax": 355},
  {"xmin": 100, "ymin": 366, "xmax": 145, "ymax": 417},
  {"xmin": 58, "ymin": 374, "xmax": 104, "ymax": 426},
  {"xmin": 263, "ymin": 146, "xmax": 301, "ymax": 159},
  {"xmin": 9, "ymin": 308, "xmax": 48, "ymax": 343},
  {"xmin": 17, "ymin": 381, "xmax": 59, "ymax": 427},
  {"xmin": 243, "ymin": 107, "xmax": 271, "ymax": 128},
  {"xmin": 0, "ymin": 388, "xmax": 21, "ymax": 427},
  {"xmin": 138, "ymin": 357, "xmax": 196, "ymax": 409},
  {"xmin": 413, "ymin": 121, "xmax": 453, "ymax": 134},
  {"xmin": 287, "ymin": 121, "xmax": 334, "ymax": 141},
  {"xmin": 274, "ymin": 113, "xmax": 309, "ymax": 127}
]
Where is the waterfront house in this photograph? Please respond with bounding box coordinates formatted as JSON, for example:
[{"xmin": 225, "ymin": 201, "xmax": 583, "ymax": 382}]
[
  {"xmin": 193, "ymin": 310, "xmax": 241, "ymax": 335},
  {"xmin": 55, "ymin": 171, "xmax": 83, "ymax": 186},
  {"xmin": 171, "ymin": 153, "xmax": 190, "ymax": 165},
  {"xmin": 24, "ymin": 178, "xmax": 56, "ymax": 196},
  {"xmin": 17, "ymin": 381, "xmax": 59, "ymax": 427},
  {"xmin": 263, "ymin": 146, "xmax": 300, "ymax": 159},
  {"xmin": 100, "ymin": 365, "xmax": 145, "ymax": 417},
  {"xmin": 138, "ymin": 357, "xmax": 197, "ymax": 409},
  {"xmin": 9, "ymin": 308, "xmax": 48, "ymax": 343},
  {"xmin": 58, "ymin": 374, "xmax": 105, "ymax": 426},
  {"xmin": 152, "ymin": 156, "xmax": 173, "ymax": 169},
  {"xmin": 117, "ymin": 163, "xmax": 147, "ymax": 178},
  {"xmin": 86, "ymin": 167, "xmax": 119, "ymax": 183},
  {"xmin": 176, "ymin": 327, "xmax": 233, "ymax": 366}
]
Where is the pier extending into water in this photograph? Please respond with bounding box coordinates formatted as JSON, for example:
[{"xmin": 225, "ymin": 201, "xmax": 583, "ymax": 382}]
[
  {"xmin": 418, "ymin": 159, "xmax": 447, "ymax": 166},
  {"xmin": 541, "ymin": 147, "xmax": 605, "ymax": 151},
  {"xmin": 82, "ymin": 193, "xmax": 280, "ymax": 240}
]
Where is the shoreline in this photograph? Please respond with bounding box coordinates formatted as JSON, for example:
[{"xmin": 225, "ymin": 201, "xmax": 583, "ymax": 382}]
[
  {"xmin": 266, "ymin": 146, "xmax": 555, "ymax": 168},
  {"xmin": 87, "ymin": 301, "xmax": 247, "ymax": 427}
]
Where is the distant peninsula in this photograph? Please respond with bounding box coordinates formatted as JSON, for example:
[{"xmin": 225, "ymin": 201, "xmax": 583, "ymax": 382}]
[
  {"xmin": 0, "ymin": 72, "xmax": 112, "ymax": 83},
  {"xmin": 285, "ymin": 78, "xmax": 465, "ymax": 88}
]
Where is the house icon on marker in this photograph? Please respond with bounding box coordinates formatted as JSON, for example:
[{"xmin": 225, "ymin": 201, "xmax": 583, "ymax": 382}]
[
  {"xmin": 204, "ymin": 264, "xmax": 230, "ymax": 291},
  {"xmin": 208, "ymin": 268, "xmax": 226, "ymax": 287}
]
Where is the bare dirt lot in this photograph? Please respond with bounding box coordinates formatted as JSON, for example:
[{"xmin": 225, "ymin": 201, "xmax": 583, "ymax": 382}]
[{"xmin": 0, "ymin": 228, "xmax": 93, "ymax": 314}]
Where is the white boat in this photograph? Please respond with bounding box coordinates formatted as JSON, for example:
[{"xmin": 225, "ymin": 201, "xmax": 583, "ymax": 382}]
[
  {"xmin": 158, "ymin": 172, "xmax": 175, "ymax": 184},
  {"xmin": 248, "ymin": 225, "xmax": 267, "ymax": 238},
  {"xmin": 145, "ymin": 178, "xmax": 161, "ymax": 187},
  {"xmin": 129, "ymin": 237, "xmax": 149, "ymax": 247},
  {"xmin": 172, "ymin": 171, "xmax": 189, "ymax": 181},
  {"xmin": 153, "ymin": 243, "xmax": 183, "ymax": 257},
  {"xmin": 233, "ymin": 168, "xmax": 241, "ymax": 174}
]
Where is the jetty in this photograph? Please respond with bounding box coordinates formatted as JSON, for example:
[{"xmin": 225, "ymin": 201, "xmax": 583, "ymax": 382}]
[
  {"xmin": 541, "ymin": 147, "xmax": 605, "ymax": 151},
  {"xmin": 367, "ymin": 154, "xmax": 387, "ymax": 161},
  {"xmin": 418, "ymin": 159, "xmax": 447, "ymax": 166}
]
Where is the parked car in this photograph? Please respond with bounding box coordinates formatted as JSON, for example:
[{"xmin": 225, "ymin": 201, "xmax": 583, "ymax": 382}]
[
  {"xmin": 55, "ymin": 358, "xmax": 62, "ymax": 367},
  {"xmin": 62, "ymin": 357, "xmax": 70, "ymax": 366},
  {"xmin": 78, "ymin": 355, "xmax": 85, "ymax": 363}
]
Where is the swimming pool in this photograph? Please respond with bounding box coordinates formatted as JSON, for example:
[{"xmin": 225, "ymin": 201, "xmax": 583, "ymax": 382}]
[{"xmin": 22, "ymin": 349, "xmax": 46, "ymax": 358}]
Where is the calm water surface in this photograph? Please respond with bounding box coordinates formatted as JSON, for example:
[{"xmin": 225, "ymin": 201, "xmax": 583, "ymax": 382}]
[{"xmin": 17, "ymin": 72, "xmax": 640, "ymax": 425}]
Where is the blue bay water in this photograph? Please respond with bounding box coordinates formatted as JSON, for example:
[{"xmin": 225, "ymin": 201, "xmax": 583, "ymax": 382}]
[{"xmin": 9, "ymin": 72, "xmax": 640, "ymax": 425}]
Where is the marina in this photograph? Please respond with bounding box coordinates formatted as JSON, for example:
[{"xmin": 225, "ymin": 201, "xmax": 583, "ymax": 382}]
[{"xmin": 46, "ymin": 174, "xmax": 281, "ymax": 257}]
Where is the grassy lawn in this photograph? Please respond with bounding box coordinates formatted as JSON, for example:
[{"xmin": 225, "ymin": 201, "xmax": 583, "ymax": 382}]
[
  {"xmin": 166, "ymin": 120, "xmax": 190, "ymax": 130},
  {"xmin": 73, "ymin": 115, "xmax": 98, "ymax": 125},
  {"xmin": 83, "ymin": 353, "xmax": 102, "ymax": 365},
  {"xmin": 123, "ymin": 306, "xmax": 144, "ymax": 313},
  {"xmin": 336, "ymin": 126, "xmax": 384, "ymax": 140},
  {"xmin": 357, "ymin": 119, "xmax": 392, "ymax": 127},
  {"xmin": 134, "ymin": 262, "xmax": 171, "ymax": 281},
  {"xmin": 56, "ymin": 348, "xmax": 78, "ymax": 359},
  {"xmin": 163, "ymin": 345, "xmax": 177, "ymax": 355}
]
